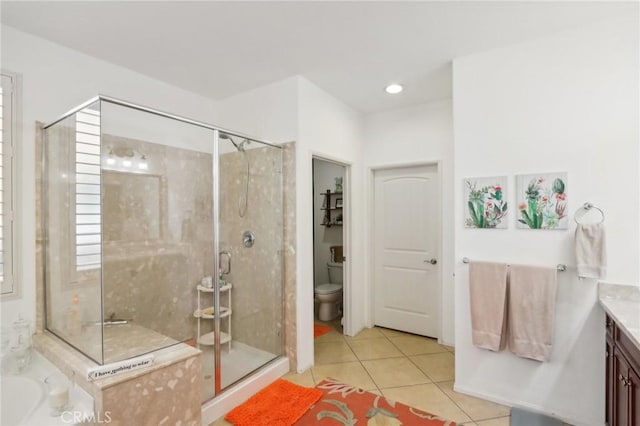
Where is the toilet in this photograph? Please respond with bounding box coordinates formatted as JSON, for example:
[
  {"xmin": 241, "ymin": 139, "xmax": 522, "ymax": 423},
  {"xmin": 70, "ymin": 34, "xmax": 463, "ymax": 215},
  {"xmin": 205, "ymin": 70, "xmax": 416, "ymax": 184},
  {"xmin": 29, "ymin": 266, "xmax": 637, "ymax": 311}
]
[{"xmin": 314, "ymin": 261, "xmax": 343, "ymax": 321}]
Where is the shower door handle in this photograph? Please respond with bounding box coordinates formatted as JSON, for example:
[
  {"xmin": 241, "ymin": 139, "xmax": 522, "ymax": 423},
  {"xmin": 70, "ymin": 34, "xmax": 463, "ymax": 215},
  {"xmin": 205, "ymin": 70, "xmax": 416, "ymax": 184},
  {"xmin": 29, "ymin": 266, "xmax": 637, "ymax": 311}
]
[{"xmin": 219, "ymin": 251, "xmax": 231, "ymax": 275}]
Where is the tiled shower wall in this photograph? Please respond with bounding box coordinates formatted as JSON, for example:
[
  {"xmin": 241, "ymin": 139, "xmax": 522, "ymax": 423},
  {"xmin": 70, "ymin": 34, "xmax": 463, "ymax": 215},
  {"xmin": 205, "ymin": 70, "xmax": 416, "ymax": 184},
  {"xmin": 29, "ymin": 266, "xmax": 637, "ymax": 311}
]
[
  {"xmin": 101, "ymin": 134, "xmax": 213, "ymax": 344},
  {"xmin": 219, "ymin": 145, "xmax": 284, "ymax": 356}
]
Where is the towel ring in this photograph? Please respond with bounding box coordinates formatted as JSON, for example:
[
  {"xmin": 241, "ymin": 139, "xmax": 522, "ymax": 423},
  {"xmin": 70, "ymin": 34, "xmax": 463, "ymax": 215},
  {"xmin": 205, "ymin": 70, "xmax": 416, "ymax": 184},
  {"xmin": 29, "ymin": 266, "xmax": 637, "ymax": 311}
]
[{"xmin": 574, "ymin": 202, "xmax": 605, "ymax": 224}]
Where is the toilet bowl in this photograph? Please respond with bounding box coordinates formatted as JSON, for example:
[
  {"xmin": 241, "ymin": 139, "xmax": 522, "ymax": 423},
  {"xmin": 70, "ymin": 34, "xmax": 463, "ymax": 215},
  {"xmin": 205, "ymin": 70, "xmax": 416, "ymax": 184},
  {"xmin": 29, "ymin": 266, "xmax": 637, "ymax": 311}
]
[{"xmin": 315, "ymin": 261, "xmax": 343, "ymax": 321}]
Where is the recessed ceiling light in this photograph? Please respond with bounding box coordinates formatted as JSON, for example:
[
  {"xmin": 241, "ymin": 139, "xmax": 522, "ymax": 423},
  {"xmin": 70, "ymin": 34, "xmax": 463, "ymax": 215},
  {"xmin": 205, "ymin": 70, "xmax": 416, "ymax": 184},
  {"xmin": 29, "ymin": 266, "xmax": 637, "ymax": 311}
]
[{"xmin": 385, "ymin": 83, "xmax": 403, "ymax": 94}]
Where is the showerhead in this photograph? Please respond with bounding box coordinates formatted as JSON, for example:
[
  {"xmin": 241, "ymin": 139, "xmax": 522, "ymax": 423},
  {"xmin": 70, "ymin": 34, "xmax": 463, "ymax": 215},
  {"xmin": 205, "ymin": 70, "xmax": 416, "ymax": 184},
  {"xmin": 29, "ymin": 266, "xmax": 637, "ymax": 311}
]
[{"xmin": 219, "ymin": 132, "xmax": 250, "ymax": 152}]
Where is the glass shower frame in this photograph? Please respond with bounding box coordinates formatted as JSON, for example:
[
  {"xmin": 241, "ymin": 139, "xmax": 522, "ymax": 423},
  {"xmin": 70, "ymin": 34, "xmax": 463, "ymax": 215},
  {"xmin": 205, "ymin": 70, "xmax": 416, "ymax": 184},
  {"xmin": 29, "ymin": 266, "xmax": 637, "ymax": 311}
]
[{"xmin": 42, "ymin": 95, "xmax": 285, "ymax": 398}]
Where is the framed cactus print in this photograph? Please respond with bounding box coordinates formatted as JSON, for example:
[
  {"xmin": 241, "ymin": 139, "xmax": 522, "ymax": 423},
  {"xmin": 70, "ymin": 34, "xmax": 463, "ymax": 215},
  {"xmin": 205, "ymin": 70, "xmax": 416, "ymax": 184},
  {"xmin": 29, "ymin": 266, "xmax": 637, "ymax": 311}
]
[
  {"xmin": 464, "ymin": 176, "xmax": 508, "ymax": 229},
  {"xmin": 516, "ymin": 172, "xmax": 568, "ymax": 229}
]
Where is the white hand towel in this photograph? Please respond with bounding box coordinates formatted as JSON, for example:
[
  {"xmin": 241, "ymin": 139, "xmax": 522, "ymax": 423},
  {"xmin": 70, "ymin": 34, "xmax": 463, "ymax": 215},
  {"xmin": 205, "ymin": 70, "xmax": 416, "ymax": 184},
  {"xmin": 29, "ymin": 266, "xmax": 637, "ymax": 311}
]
[
  {"xmin": 469, "ymin": 261, "xmax": 509, "ymax": 351},
  {"xmin": 575, "ymin": 223, "xmax": 607, "ymax": 279},
  {"xmin": 508, "ymin": 264, "xmax": 557, "ymax": 362}
]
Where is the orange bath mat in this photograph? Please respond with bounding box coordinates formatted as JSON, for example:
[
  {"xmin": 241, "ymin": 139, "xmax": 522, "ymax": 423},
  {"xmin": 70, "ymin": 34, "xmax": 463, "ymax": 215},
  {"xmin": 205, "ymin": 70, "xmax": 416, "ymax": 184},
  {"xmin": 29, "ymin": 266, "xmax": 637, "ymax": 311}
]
[
  {"xmin": 314, "ymin": 323, "xmax": 332, "ymax": 339},
  {"xmin": 225, "ymin": 379, "xmax": 322, "ymax": 426}
]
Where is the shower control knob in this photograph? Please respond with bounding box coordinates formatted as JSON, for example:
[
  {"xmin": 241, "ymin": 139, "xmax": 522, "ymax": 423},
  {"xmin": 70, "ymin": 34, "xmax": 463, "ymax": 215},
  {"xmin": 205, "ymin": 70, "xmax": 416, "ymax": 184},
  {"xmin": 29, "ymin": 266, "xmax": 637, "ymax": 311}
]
[{"xmin": 242, "ymin": 231, "xmax": 256, "ymax": 248}]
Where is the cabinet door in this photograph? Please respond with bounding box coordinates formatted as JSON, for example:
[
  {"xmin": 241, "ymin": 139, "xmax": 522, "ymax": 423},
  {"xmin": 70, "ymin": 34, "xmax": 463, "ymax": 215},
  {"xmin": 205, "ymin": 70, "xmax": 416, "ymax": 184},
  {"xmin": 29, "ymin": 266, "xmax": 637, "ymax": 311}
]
[
  {"xmin": 629, "ymin": 367, "xmax": 640, "ymax": 426},
  {"xmin": 615, "ymin": 348, "xmax": 631, "ymax": 426},
  {"xmin": 608, "ymin": 339, "xmax": 615, "ymax": 425}
]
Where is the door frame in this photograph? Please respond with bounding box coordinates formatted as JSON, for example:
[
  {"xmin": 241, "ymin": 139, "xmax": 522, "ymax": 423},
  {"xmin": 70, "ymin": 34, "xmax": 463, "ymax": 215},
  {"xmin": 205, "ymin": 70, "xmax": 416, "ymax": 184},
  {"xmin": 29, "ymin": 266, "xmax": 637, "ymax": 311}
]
[
  {"xmin": 367, "ymin": 160, "xmax": 443, "ymax": 342},
  {"xmin": 311, "ymin": 153, "xmax": 352, "ymax": 336}
]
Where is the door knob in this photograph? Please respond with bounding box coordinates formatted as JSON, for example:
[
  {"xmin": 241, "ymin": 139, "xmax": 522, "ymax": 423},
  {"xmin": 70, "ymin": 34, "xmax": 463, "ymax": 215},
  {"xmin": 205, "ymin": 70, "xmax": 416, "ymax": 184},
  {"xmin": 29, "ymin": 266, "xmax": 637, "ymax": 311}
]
[{"xmin": 424, "ymin": 258, "xmax": 437, "ymax": 265}]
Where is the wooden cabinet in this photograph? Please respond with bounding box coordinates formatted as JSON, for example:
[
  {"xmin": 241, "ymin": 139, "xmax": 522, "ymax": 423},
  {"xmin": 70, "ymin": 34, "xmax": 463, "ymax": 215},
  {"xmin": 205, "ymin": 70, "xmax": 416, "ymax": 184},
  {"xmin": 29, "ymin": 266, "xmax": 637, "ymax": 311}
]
[
  {"xmin": 608, "ymin": 338, "xmax": 615, "ymax": 425},
  {"xmin": 606, "ymin": 314, "xmax": 640, "ymax": 426}
]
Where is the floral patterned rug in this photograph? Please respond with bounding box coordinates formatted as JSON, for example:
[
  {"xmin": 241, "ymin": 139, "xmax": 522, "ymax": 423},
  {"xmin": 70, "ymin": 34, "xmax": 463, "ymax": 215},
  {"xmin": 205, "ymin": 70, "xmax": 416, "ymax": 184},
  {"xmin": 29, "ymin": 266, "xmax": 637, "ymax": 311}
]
[{"xmin": 296, "ymin": 378, "xmax": 457, "ymax": 426}]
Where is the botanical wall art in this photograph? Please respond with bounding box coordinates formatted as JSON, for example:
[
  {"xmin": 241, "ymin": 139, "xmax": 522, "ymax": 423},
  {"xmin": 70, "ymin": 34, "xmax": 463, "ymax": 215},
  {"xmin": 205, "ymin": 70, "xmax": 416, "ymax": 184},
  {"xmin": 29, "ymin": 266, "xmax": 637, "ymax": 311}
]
[
  {"xmin": 516, "ymin": 172, "xmax": 568, "ymax": 229},
  {"xmin": 464, "ymin": 176, "xmax": 508, "ymax": 229}
]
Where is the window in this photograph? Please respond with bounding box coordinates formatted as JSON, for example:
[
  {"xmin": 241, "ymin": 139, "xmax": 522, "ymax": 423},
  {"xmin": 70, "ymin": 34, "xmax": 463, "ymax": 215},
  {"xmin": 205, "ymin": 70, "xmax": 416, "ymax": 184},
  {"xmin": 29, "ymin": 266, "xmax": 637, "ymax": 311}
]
[
  {"xmin": 75, "ymin": 107, "xmax": 101, "ymax": 272},
  {"xmin": 0, "ymin": 73, "xmax": 15, "ymax": 295}
]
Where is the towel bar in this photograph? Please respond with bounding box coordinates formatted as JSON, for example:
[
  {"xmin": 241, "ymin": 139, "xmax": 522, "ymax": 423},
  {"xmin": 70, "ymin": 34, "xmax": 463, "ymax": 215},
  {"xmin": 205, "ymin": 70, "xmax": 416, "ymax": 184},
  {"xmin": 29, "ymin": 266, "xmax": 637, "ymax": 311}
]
[{"xmin": 462, "ymin": 257, "xmax": 567, "ymax": 272}]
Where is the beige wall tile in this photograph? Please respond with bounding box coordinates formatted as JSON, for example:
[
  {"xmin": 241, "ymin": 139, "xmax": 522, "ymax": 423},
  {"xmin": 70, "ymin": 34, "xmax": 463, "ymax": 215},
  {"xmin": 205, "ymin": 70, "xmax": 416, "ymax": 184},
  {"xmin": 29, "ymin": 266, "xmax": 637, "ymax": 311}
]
[
  {"xmin": 410, "ymin": 352, "xmax": 455, "ymax": 382},
  {"xmin": 381, "ymin": 383, "xmax": 472, "ymax": 424}
]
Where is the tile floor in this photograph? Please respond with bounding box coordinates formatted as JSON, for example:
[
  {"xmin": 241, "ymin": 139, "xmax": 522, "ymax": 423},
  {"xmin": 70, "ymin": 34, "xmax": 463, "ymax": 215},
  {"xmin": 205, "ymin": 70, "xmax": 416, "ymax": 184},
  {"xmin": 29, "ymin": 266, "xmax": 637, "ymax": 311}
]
[{"xmin": 211, "ymin": 322, "xmax": 513, "ymax": 425}]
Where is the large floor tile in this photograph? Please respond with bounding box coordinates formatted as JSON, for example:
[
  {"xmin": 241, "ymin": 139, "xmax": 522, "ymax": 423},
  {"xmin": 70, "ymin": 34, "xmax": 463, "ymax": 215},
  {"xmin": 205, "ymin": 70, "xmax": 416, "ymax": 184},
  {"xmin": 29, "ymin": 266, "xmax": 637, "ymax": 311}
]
[
  {"xmin": 411, "ymin": 352, "xmax": 455, "ymax": 382},
  {"xmin": 381, "ymin": 383, "xmax": 472, "ymax": 424},
  {"xmin": 437, "ymin": 381, "xmax": 510, "ymax": 421},
  {"xmin": 344, "ymin": 327, "xmax": 385, "ymax": 340},
  {"xmin": 312, "ymin": 361, "xmax": 377, "ymax": 391},
  {"xmin": 378, "ymin": 327, "xmax": 414, "ymax": 338},
  {"xmin": 208, "ymin": 417, "xmax": 233, "ymax": 426},
  {"xmin": 348, "ymin": 338, "xmax": 404, "ymax": 360},
  {"xmin": 476, "ymin": 416, "xmax": 511, "ymax": 426},
  {"xmin": 314, "ymin": 327, "xmax": 346, "ymax": 343},
  {"xmin": 389, "ymin": 335, "xmax": 451, "ymax": 356},
  {"xmin": 314, "ymin": 340, "xmax": 358, "ymax": 364},
  {"xmin": 362, "ymin": 357, "xmax": 431, "ymax": 389},
  {"xmin": 282, "ymin": 369, "xmax": 316, "ymax": 388}
]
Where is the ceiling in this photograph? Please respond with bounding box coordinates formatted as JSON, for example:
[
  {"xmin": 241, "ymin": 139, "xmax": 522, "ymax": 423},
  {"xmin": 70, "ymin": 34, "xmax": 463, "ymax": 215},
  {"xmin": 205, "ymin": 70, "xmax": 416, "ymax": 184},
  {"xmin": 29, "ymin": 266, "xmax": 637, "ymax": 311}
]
[{"xmin": 1, "ymin": 1, "xmax": 635, "ymax": 113}]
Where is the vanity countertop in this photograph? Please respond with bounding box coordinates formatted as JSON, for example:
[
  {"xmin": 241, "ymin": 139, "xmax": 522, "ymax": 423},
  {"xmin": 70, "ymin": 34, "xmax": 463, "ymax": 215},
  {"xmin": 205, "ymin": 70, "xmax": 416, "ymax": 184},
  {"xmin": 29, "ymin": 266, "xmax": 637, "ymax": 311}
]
[{"xmin": 599, "ymin": 282, "xmax": 640, "ymax": 352}]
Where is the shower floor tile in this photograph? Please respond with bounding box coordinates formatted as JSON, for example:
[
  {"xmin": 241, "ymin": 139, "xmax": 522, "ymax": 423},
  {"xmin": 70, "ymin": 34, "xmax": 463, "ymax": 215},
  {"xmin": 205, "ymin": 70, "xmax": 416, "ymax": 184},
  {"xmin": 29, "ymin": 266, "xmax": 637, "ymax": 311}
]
[{"xmin": 201, "ymin": 341, "xmax": 277, "ymax": 402}]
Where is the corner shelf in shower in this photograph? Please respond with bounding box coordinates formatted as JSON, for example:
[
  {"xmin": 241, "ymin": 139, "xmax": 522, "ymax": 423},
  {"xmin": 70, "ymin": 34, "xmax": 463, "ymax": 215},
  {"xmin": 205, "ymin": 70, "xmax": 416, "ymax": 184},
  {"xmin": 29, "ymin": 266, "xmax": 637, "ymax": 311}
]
[{"xmin": 195, "ymin": 283, "xmax": 232, "ymax": 351}]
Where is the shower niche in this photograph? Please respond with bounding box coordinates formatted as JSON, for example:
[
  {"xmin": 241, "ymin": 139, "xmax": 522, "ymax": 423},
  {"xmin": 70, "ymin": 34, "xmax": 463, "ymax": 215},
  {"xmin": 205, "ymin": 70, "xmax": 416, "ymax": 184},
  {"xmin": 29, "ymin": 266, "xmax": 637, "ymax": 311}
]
[{"xmin": 43, "ymin": 96, "xmax": 284, "ymax": 400}]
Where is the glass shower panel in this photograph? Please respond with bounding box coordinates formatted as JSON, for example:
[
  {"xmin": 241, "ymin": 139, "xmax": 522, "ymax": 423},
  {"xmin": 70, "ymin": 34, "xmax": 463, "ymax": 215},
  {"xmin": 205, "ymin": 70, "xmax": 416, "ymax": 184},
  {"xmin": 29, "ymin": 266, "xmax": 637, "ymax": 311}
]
[
  {"xmin": 45, "ymin": 100, "xmax": 104, "ymax": 364},
  {"xmin": 218, "ymin": 135, "xmax": 284, "ymax": 389},
  {"xmin": 99, "ymin": 101, "xmax": 214, "ymax": 365}
]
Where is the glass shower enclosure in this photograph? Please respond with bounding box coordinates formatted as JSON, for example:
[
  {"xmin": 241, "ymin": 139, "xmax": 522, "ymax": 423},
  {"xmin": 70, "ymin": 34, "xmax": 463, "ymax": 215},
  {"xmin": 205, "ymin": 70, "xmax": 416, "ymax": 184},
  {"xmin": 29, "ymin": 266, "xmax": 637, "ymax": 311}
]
[{"xmin": 42, "ymin": 96, "xmax": 284, "ymax": 400}]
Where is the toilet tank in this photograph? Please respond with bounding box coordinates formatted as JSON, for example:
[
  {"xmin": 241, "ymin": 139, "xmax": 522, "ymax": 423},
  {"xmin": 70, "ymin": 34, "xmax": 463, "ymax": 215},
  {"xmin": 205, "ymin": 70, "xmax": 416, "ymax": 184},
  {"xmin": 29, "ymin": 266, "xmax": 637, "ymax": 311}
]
[{"xmin": 327, "ymin": 262, "xmax": 343, "ymax": 284}]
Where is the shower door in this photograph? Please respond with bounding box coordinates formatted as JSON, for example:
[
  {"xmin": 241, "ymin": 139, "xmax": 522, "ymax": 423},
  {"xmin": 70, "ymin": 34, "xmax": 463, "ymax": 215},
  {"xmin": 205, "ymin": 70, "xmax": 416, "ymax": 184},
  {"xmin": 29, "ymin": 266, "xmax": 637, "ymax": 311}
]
[{"xmin": 214, "ymin": 130, "xmax": 284, "ymax": 392}]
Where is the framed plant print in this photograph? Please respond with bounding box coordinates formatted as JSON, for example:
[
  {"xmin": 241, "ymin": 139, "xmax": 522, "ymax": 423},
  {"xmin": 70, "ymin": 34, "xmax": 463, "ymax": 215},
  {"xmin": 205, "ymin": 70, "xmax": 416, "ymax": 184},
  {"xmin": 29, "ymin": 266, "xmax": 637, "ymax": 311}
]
[
  {"xmin": 516, "ymin": 172, "xmax": 568, "ymax": 229},
  {"xmin": 464, "ymin": 176, "xmax": 508, "ymax": 229}
]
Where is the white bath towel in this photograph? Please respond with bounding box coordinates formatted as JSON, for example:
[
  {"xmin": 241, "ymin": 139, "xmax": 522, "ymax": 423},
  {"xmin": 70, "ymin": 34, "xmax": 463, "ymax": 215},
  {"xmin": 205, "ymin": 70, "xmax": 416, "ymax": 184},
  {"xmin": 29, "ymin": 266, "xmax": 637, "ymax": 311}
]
[
  {"xmin": 575, "ymin": 223, "xmax": 607, "ymax": 279},
  {"xmin": 469, "ymin": 261, "xmax": 509, "ymax": 352},
  {"xmin": 508, "ymin": 264, "xmax": 557, "ymax": 362}
]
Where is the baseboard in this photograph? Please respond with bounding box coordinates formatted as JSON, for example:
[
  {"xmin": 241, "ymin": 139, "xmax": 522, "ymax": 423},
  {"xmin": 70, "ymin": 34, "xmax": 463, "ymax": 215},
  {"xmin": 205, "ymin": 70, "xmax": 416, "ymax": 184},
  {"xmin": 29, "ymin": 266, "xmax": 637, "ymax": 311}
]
[{"xmin": 453, "ymin": 383, "xmax": 604, "ymax": 426}]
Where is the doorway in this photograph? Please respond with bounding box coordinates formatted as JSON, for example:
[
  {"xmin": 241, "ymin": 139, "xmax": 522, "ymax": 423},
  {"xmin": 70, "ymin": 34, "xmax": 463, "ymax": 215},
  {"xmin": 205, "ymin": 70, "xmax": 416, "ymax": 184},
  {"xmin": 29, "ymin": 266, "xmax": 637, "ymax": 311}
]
[
  {"xmin": 312, "ymin": 158, "xmax": 346, "ymax": 339},
  {"xmin": 372, "ymin": 164, "xmax": 441, "ymax": 337}
]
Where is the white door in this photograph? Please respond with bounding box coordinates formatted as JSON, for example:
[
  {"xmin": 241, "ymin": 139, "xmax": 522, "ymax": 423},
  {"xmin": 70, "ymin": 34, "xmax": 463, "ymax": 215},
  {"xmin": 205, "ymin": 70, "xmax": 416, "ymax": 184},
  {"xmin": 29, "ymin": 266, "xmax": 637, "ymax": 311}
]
[{"xmin": 373, "ymin": 165, "xmax": 439, "ymax": 337}]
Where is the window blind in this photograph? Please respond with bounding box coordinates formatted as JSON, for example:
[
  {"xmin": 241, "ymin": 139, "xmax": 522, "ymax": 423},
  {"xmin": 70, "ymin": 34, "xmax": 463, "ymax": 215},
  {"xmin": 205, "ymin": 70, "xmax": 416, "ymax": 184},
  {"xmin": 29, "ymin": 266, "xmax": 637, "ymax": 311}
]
[{"xmin": 75, "ymin": 108, "xmax": 101, "ymax": 271}]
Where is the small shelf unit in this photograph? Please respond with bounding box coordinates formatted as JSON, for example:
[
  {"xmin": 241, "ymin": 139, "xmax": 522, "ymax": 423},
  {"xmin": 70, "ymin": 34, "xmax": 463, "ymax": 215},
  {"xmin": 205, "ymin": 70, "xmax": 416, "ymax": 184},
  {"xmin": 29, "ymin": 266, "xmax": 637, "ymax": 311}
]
[
  {"xmin": 194, "ymin": 283, "xmax": 232, "ymax": 351},
  {"xmin": 320, "ymin": 190, "xmax": 343, "ymax": 227}
]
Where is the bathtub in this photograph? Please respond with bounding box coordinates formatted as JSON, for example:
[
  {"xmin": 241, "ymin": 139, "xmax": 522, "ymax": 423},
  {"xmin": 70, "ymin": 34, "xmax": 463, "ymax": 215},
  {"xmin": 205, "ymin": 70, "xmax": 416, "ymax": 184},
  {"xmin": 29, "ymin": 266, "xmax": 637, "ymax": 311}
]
[{"xmin": 0, "ymin": 350, "xmax": 94, "ymax": 425}]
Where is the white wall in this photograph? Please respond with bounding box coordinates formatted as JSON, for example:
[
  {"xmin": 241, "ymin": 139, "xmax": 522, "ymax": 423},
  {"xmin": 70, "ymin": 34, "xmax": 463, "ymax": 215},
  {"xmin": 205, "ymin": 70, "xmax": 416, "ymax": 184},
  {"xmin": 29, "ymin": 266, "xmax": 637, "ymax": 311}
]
[
  {"xmin": 363, "ymin": 100, "xmax": 454, "ymax": 344},
  {"xmin": 0, "ymin": 25, "xmax": 217, "ymax": 326},
  {"xmin": 213, "ymin": 77, "xmax": 299, "ymax": 144},
  {"xmin": 297, "ymin": 77, "xmax": 365, "ymax": 369},
  {"xmin": 313, "ymin": 159, "xmax": 344, "ymax": 286},
  {"xmin": 214, "ymin": 76, "xmax": 365, "ymax": 372},
  {"xmin": 453, "ymin": 17, "xmax": 638, "ymax": 425}
]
